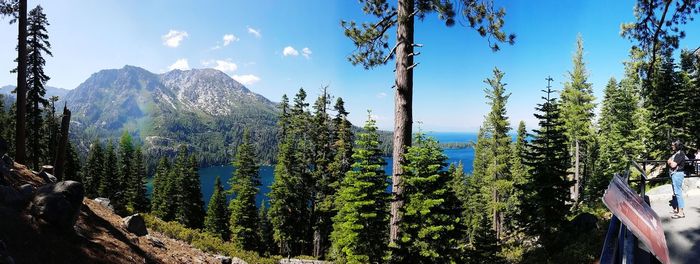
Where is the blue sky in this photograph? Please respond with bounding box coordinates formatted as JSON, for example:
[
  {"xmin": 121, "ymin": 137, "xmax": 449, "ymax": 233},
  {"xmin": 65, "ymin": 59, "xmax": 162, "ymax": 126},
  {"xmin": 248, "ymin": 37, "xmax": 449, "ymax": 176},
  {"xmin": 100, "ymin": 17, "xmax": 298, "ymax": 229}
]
[{"xmin": 1, "ymin": 0, "xmax": 699, "ymax": 132}]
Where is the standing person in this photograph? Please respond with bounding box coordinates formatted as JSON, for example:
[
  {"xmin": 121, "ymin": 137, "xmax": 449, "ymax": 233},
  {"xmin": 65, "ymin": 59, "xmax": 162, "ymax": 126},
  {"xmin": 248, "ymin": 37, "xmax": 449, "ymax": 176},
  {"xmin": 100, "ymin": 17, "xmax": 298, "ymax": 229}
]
[{"xmin": 668, "ymin": 139, "xmax": 687, "ymax": 219}]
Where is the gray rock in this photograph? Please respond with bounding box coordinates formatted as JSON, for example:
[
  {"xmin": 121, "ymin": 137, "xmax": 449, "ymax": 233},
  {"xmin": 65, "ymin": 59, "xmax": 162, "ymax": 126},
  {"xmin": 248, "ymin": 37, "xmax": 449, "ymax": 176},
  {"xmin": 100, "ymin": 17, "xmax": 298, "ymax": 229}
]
[
  {"xmin": 94, "ymin": 197, "xmax": 114, "ymax": 211},
  {"xmin": 29, "ymin": 181, "xmax": 84, "ymax": 230},
  {"xmin": 146, "ymin": 235, "xmax": 165, "ymax": 249},
  {"xmin": 123, "ymin": 214, "xmax": 148, "ymax": 236},
  {"xmin": 38, "ymin": 171, "xmax": 57, "ymax": 183},
  {"xmin": 214, "ymin": 255, "xmax": 232, "ymax": 264}
]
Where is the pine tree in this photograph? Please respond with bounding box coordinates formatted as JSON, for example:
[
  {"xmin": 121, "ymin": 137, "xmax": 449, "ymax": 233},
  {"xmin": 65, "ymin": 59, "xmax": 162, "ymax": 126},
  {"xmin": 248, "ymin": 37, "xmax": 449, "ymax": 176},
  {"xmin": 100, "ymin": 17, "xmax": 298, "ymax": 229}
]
[
  {"xmin": 258, "ymin": 202, "xmax": 276, "ymax": 256},
  {"xmin": 270, "ymin": 89, "xmax": 313, "ymax": 256},
  {"xmin": 83, "ymin": 140, "xmax": 104, "ymax": 198},
  {"xmin": 24, "ymin": 5, "xmax": 51, "ymax": 170},
  {"xmin": 330, "ymin": 113, "xmax": 388, "ymax": 264},
  {"xmin": 343, "ymin": 0, "xmax": 514, "ymax": 244},
  {"xmin": 228, "ymin": 130, "xmax": 260, "ymax": 250},
  {"xmin": 100, "ymin": 140, "xmax": 121, "ymax": 211},
  {"xmin": 150, "ymin": 157, "xmax": 172, "ymax": 219},
  {"xmin": 465, "ymin": 127, "xmax": 491, "ymax": 243},
  {"xmin": 390, "ymin": 133, "xmax": 463, "ymax": 263},
  {"xmin": 42, "ymin": 95, "xmax": 59, "ymax": 166},
  {"xmin": 114, "ymin": 132, "xmax": 134, "ymax": 213},
  {"xmin": 507, "ymin": 121, "xmax": 528, "ymax": 230},
  {"xmin": 559, "ymin": 35, "xmax": 595, "ymax": 204},
  {"xmin": 63, "ymin": 140, "xmax": 81, "ymax": 182},
  {"xmin": 482, "ymin": 68, "xmax": 513, "ymax": 239},
  {"xmin": 310, "ymin": 88, "xmax": 334, "ymax": 257},
  {"xmin": 204, "ymin": 176, "xmax": 229, "ymax": 240},
  {"xmin": 175, "ymin": 150, "xmax": 205, "ymax": 228},
  {"xmin": 519, "ymin": 77, "xmax": 571, "ymax": 254},
  {"xmin": 129, "ymin": 146, "xmax": 149, "ymax": 212}
]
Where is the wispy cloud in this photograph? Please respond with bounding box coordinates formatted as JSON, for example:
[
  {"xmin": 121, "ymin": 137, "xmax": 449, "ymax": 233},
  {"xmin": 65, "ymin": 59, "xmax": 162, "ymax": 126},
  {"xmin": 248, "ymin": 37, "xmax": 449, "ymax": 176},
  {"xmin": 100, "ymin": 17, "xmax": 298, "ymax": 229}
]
[
  {"xmin": 283, "ymin": 46, "xmax": 299, "ymax": 57},
  {"xmin": 162, "ymin": 30, "xmax": 188, "ymax": 48},
  {"xmin": 247, "ymin": 26, "xmax": 261, "ymax": 38},
  {"xmin": 168, "ymin": 58, "xmax": 190, "ymax": 71},
  {"xmin": 213, "ymin": 60, "xmax": 238, "ymax": 74},
  {"xmin": 302, "ymin": 47, "xmax": 312, "ymax": 59},
  {"xmin": 233, "ymin": 74, "xmax": 261, "ymax": 85},
  {"xmin": 223, "ymin": 34, "xmax": 238, "ymax": 46},
  {"xmin": 376, "ymin": 92, "xmax": 387, "ymax": 98}
]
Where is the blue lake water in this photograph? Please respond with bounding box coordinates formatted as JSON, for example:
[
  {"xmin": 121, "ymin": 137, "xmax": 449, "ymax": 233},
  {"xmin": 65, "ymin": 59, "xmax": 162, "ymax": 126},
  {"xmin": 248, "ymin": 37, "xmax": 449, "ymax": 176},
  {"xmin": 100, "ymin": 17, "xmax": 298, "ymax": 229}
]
[{"xmin": 150, "ymin": 132, "xmax": 477, "ymax": 207}]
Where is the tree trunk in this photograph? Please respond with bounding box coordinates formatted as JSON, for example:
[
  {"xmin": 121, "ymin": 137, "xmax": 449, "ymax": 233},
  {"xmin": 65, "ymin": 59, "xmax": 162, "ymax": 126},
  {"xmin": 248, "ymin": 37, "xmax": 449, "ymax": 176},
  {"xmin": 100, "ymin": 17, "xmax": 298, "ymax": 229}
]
[
  {"xmin": 389, "ymin": 0, "xmax": 414, "ymax": 245},
  {"xmin": 573, "ymin": 140, "xmax": 580, "ymax": 202},
  {"xmin": 54, "ymin": 104, "xmax": 70, "ymax": 180},
  {"xmin": 15, "ymin": 0, "xmax": 27, "ymax": 164}
]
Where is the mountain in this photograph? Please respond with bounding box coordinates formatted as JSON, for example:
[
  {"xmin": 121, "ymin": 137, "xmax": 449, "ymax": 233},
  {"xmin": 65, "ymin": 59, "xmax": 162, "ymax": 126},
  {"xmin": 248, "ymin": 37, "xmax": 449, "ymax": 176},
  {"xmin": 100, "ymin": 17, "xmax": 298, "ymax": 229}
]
[{"xmin": 64, "ymin": 65, "xmax": 279, "ymax": 169}]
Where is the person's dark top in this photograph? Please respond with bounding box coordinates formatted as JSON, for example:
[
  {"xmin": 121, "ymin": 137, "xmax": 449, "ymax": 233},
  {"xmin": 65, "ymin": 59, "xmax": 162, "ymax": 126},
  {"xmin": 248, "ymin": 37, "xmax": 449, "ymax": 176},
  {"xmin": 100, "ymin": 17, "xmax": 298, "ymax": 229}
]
[{"xmin": 672, "ymin": 150, "xmax": 686, "ymax": 172}]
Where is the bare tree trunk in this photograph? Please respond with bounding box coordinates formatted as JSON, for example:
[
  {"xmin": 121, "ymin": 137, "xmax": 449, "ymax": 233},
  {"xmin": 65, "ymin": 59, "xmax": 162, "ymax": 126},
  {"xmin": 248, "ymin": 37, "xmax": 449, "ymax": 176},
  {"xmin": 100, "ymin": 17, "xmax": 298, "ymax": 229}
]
[
  {"xmin": 54, "ymin": 104, "xmax": 70, "ymax": 180},
  {"xmin": 389, "ymin": 0, "xmax": 414, "ymax": 245},
  {"xmin": 574, "ymin": 140, "xmax": 580, "ymax": 202},
  {"xmin": 15, "ymin": 0, "xmax": 27, "ymax": 164}
]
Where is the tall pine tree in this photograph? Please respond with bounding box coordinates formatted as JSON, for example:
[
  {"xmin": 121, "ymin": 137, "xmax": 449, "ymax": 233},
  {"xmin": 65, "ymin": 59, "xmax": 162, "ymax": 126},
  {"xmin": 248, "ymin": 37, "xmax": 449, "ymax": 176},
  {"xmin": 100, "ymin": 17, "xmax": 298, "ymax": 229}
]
[
  {"xmin": 175, "ymin": 151, "xmax": 205, "ymax": 228},
  {"xmin": 518, "ymin": 77, "xmax": 571, "ymax": 255},
  {"xmin": 128, "ymin": 146, "xmax": 149, "ymax": 212},
  {"xmin": 228, "ymin": 130, "xmax": 261, "ymax": 251},
  {"xmin": 330, "ymin": 113, "xmax": 388, "ymax": 264},
  {"xmin": 24, "ymin": 5, "xmax": 51, "ymax": 170},
  {"xmin": 559, "ymin": 35, "xmax": 595, "ymax": 204},
  {"xmin": 390, "ymin": 133, "xmax": 463, "ymax": 263},
  {"xmin": 83, "ymin": 140, "xmax": 104, "ymax": 198},
  {"xmin": 99, "ymin": 140, "xmax": 119, "ymax": 207},
  {"xmin": 150, "ymin": 157, "xmax": 173, "ymax": 220},
  {"xmin": 205, "ymin": 176, "xmax": 229, "ymax": 240}
]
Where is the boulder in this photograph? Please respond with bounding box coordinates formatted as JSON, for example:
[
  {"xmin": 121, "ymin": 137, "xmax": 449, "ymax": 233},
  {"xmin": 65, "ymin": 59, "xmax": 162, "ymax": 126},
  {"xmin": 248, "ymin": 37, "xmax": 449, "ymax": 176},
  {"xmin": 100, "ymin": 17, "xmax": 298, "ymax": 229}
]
[
  {"xmin": 215, "ymin": 255, "xmax": 232, "ymax": 264},
  {"xmin": 29, "ymin": 181, "xmax": 85, "ymax": 230},
  {"xmin": 94, "ymin": 197, "xmax": 114, "ymax": 211},
  {"xmin": 122, "ymin": 214, "xmax": 148, "ymax": 236}
]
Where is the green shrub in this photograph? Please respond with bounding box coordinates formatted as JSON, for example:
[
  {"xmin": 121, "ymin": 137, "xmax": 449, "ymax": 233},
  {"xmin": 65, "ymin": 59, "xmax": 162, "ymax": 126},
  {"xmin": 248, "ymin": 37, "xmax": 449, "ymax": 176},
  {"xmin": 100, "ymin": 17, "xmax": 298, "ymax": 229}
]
[{"xmin": 143, "ymin": 214, "xmax": 280, "ymax": 264}]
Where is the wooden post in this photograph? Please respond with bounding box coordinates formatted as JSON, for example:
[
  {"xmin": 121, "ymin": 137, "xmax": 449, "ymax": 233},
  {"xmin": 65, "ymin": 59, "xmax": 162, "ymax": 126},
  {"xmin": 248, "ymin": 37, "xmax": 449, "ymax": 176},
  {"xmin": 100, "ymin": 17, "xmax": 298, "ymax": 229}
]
[{"xmin": 53, "ymin": 104, "xmax": 71, "ymax": 181}]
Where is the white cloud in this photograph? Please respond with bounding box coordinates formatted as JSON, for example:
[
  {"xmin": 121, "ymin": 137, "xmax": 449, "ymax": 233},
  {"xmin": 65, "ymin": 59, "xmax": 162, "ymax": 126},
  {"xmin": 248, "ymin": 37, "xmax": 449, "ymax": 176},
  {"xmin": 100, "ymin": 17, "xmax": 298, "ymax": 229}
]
[
  {"xmin": 376, "ymin": 92, "xmax": 387, "ymax": 98},
  {"xmin": 283, "ymin": 46, "xmax": 299, "ymax": 57},
  {"xmin": 370, "ymin": 114, "xmax": 382, "ymax": 121},
  {"xmin": 168, "ymin": 58, "xmax": 190, "ymax": 71},
  {"xmin": 213, "ymin": 60, "xmax": 238, "ymax": 74},
  {"xmin": 233, "ymin": 74, "xmax": 261, "ymax": 85},
  {"xmin": 162, "ymin": 30, "xmax": 188, "ymax": 48},
  {"xmin": 223, "ymin": 34, "xmax": 238, "ymax": 46},
  {"xmin": 302, "ymin": 47, "xmax": 312, "ymax": 59},
  {"xmin": 247, "ymin": 26, "xmax": 261, "ymax": 38}
]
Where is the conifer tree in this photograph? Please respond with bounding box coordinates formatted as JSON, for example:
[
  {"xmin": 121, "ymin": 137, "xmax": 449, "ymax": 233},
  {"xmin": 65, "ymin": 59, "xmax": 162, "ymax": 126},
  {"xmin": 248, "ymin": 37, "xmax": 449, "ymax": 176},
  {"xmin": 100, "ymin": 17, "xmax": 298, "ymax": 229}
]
[
  {"xmin": 270, "ymin": 90, "xmax": 313, "ymax": 256},
  {"xmin": 559, "ymin": 35, "xmax": 595, "ymax": 203},
  {"xmin": 482, "ymin": 68, "xmax": 513, "ymax": 239},
  {"xmin": 344, "ymin": 0, "xmax": 515, "ymax": 244},
  {"xmin": 390, "ymin": 133, "xmax": 463, "ymax": 263},
  {"xmin": 330, "ymin": 113, "xmax": 388, "ymax": 264},
  {"xmin": 204, "ymin": 176, "xmax": 229, "ymax": 240},
  {"xmin": 100, "ymin": 140, "xmax": 121, "ymax": 211},
  {"xmin": 150, "ymin": 157, "xmax": 171, "ymax": 219},
  {"xmin": 175, "ymin": 151, "xmax": 205, "ymax": 228},
  {"xmin": 310, "ymin": 88, "xmax": 334, "ymax": 257},
  {"xmin": 129, "ymin": 146, "xmax": 149, "ymax": 212},
  {"xmin": 63, "ymin": 140, "xmax": 81, "ymax": 182},
  {"xmin": 43, "ymin": 96, "xmax": 59, "ymax": 166},
  {"xmin": 83, "ymin": 140, "xmax": 104, "ymax": 198},
  {"xmin": 228, "ymin": 130, "xmax": 261, "ymax": 250},
  {"xmin": 258, "ymin": 202, "xmax": 276, "ymax": 256},
  {"xmin": 519, "ymin": 77, "xmax": 571, "ymax": 254},
  {"xmin": 465, "ymin": 127, "xmax": 491, "ymax": 242},
  {"xmin": 507, "ymin": 121, "xmax": 528, "ymax": 229},
  {"xmin": 23, "ymin": 5, "xmax": 51, "ymax": 170}
]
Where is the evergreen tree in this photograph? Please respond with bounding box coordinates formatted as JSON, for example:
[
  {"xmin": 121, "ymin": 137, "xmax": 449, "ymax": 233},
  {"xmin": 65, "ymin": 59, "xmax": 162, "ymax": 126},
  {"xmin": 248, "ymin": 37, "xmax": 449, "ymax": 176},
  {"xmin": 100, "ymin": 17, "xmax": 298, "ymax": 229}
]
[
  {"xmin": 258, "ymin": 202, "xmax": 276, "ymax": 256},
  {"xmin": 42, "ymin": 95, "xmax": 59, "ymax": 166},
  {"xmin": 23, "ymin": 5, "xmax": 51, "ymax": 170},
  {"xmin": 114, "ymin": 132, "xmax": 134, "ymax": 213},
  {"xmin": 204, "ymin": 176, "xmax": 229, "ymax": 240},
  {"xmin": 330, "ymin": 113, "xmax": 388, "ymax": 264},
  {"xmin": 99, "ymin": 140, "xmax": 121, "ymax": 211},
  {"xmin": 390, "ymin": 133, "xmax": 463, "ymax": 263},
  {"xmin": 559, "ymin": 35, "xmax": 595, "ymax": 204},
  {"xmin": 63, "ymin": 140, "xmax": 81, "ymax": 182},
  {"xmin": 507, "ymin": 121, "xmax": 529, "ymax": 229},
  {"xmin": 228, "ymin": 130, "xmax": 260, "ymax": 250},
  {"xmin": 83, "ymin": 139, "xmax": 104, "ymax": 198},
  {"xmin": 150, "ymin": 157, "xmax": 172, "ymax": 219},
  {"xmin": 482, "ymin": 68, "xmax": 513, "ymax": 239},
  {"xmin": 270, "ymin": 89, "xmax": 313, "ymax": 256},
  {"xmin": 465, "ymin": 127, "xmax": 491, "ymax": 243},
  {"xmin": 310, "ymin": 88, "xmax": 334, "ymax": 257},
  {"xmin": 518, "ymin": 77, "xmax": 571, "ymax": 254},
  {"xmin": 129, "ymin": 146, "xmax": 149, "ymax": 212},
  {"xmin": 175, "ymin": 150, "xmax": 205, "ymax": 228},
  {"xmin": 343, "ymin": 0, "xmax": 514, "ymax": 244}
]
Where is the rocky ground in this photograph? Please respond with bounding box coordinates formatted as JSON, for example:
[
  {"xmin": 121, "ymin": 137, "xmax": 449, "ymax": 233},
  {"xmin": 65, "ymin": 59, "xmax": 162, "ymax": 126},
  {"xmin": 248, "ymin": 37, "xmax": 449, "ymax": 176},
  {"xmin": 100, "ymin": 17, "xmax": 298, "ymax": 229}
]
[{"xmin": 0, "ymin": 157, "xmax": 228, "ymax": 264}]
